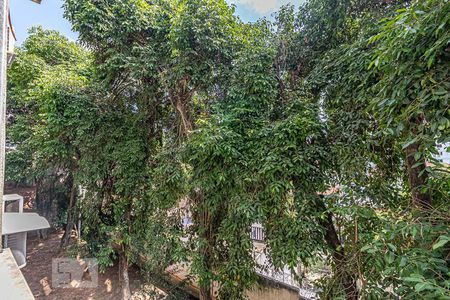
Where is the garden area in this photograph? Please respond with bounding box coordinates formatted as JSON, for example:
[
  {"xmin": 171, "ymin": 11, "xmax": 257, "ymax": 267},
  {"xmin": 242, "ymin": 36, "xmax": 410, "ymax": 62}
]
[{"xmin": 4, "ymin": 0, "xmax": 449, "ymax": 299}]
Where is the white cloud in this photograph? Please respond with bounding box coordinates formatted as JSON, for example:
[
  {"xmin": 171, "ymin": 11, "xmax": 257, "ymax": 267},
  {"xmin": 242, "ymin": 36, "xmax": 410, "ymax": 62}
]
[
  {"xmin": 231, "ymin": 0, "xmax": 279, "ymax": 14},
  {"xmin": 229, "ymin": 0, "xmax": 302, "ymax": 15}
]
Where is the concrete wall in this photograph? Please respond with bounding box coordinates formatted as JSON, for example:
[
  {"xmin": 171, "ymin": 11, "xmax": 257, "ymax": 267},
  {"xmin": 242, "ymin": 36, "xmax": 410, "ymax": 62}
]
[
  {"xmin": 164, "ymin": 262, "xmax": 301, "ymax": 300},
  {"xmin": 247, "ymin": 285, "xmax": 299, "ymax": 300},
  {"xmin": 246, "ymin": 276, "xmax": 299, "ymax": 300}
]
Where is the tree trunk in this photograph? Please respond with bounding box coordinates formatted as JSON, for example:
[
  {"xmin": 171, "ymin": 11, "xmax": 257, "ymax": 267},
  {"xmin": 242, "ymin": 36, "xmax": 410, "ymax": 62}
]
[
  {"xmin": 316, "ymin": 197, "xmax": 358, "ymax": 300},
  {"xmin": 170, "ymin": 76, "xmax": 194, "ymax": 137},
  {"xmin": 198, "ymin": 224, "xmax": 213, "ymax": 300},
  {"xmin": 321, "ymin": 211, "xmax": 358, "ymax": 299},
  {"xmin": 38, "ymin": 229, "xmax": 48, "ymax": 240},
  {"xmin": 176, "ymin": 96, "xmax": 193, "ymax": 134},
  {"xmin": 60, "ymin": 175, "xmax": 77, "ymax": 248},
  {"xmin": 404, "ymin": 115, "xmax": 432, "ymax": 209},
  {"xmin": 36, "ymin": 177, "xmax": 54, "ymax": 224},
  {"xmin": 405, "ymin": 141, "xmax": 432, "ymax": 209},
  {"xmin": 172, "ymin": 76, "xmax": 216, "ymax": 298},
  {"xmin": 199, "ymin": 287, "xmax": 213, "ymax": 300},
  {"xmin": 119, "ymin": 251, "xmax": 131, "ymax": 300},
  {"xmin": 192, "ymin": 191, "xmax": 214, "ymax": 300},
  {"xmin": 172, "ymin": 76, "xmax": 214, "ymax": 299},
  {"xmin": 405, "ymin": 115, "xmax": 432, "ymax": 210}
]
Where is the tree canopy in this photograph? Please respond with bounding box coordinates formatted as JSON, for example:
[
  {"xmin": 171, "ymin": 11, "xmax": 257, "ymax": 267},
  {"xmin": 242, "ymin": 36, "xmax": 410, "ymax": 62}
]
[{"xmin": 6, "ymin": 0, "xmax": 449, "ymax": 299}]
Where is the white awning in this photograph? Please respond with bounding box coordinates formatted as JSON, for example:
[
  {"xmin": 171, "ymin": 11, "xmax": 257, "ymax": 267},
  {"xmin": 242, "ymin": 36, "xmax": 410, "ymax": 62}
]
[{"xmin": 2, "ymin": 213, "xmax": 50, "ymax": 235}]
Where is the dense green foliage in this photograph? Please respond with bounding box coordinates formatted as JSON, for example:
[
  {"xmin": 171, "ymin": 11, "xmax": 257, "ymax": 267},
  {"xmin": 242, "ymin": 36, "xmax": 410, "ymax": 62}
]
[
  {"xmin": 6, "ymin": 27, "xmax": 93, "ymax": 226},
  {"xmin": 6, "ymin": 0, "xmax": 449, "ymax": 299},
  {"xmin": 7, "ymin": 27, "xmax": 91, "ymax": 182}
]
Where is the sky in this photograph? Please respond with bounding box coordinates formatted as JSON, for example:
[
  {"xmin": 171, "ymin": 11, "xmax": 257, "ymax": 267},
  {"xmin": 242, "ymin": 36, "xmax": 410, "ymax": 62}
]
[
  {"xmin": 10, "ymin": 0, "xmax": 77, "ymax": 44},
  {"xmin": 10, "ymin": 0, "xmax": 302, "ymax": 44}
]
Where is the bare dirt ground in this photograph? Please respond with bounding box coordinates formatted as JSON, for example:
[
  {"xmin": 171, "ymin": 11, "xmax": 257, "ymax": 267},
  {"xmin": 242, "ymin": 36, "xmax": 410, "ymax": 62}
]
[
  {"xmin": 22, "ymin": 234, "xmax": 195, "ymax": 300},
  {"xmin": 22, "ymin": 231, "xmax": 145, "ymax": 300},
  {"xmin": 4, "ymin": 184, "xmax": 147, "ymax": 300}
]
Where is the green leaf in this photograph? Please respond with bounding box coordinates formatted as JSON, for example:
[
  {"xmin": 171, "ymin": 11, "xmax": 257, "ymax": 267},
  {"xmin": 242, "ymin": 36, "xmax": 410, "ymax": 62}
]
[
  {"xmin": 403, "ymin": 276, "xmax": 424, "ymax": 283},
  {"xmin": 402, "ymin": 137, "xmax": 418, "ymax": 150},
  {"xmin": 415, "ymin": 282, "xmax": 431, "ymax": 292},
  {"xmin": 432, "ymin": 237, "xmax": 450, "ymax": 250}
]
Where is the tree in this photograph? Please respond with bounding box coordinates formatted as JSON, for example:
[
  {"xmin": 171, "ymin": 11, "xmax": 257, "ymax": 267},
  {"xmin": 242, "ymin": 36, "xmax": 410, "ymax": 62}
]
[
  {"xmin": 7, "ymin": 27, "xmax": 93, "ymax": 238},
  {"xmin": 11, "ymin": 1, "xmax": 448, "ymax": 299},
  {"xmin": 63, "ymin": 1, "xmax": 242, "ymax": 298},
  {"xmin": 370, "ymin": 0, "xmax": 450, "ymax": 209},
  {"xmin": 307, "ymin": 0, "xmax": 449, "ymax": 298}
]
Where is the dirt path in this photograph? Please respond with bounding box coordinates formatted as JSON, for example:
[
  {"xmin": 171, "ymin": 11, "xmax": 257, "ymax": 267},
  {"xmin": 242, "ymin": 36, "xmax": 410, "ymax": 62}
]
[
  {"xmin": 21, "ymin": 231, "xmax": 144, "ymax": 299},
  {"xmin": 4, "ymin": 184, "xmax": 146, "ymax": 300}
]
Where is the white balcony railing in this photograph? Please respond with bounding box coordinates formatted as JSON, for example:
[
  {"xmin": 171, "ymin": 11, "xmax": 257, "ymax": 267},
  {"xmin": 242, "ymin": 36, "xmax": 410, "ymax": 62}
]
[
  {"xmin": 250, "ymin": 224, "xmax": 265, "ymax": 242},
  {"xmin": 251, "ymin": 224, "xmax": 320, "ymax": 300}
]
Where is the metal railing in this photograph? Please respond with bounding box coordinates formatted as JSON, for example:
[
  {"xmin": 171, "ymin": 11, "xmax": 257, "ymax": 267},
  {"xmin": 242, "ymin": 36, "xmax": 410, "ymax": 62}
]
[
  {"xmin": 253, "ymin": 250, "xmax": 299, "ymax": 289},
  {"xmin": 250, "ymin": 224, "xmax": 265, "ymax": 242},
  {"xmin": 251, "ymin": 225, "xmax": 320, "ymax": 300}
]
